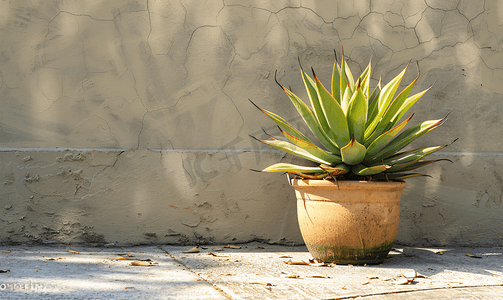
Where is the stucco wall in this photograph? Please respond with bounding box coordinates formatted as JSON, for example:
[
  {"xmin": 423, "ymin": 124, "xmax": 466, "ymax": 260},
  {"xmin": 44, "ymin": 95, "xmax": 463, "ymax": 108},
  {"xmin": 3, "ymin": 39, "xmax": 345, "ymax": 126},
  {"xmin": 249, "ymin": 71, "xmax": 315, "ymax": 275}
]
[{"xmin": 0, "ymin": 0, "xmax": 501, "ymax": 246}]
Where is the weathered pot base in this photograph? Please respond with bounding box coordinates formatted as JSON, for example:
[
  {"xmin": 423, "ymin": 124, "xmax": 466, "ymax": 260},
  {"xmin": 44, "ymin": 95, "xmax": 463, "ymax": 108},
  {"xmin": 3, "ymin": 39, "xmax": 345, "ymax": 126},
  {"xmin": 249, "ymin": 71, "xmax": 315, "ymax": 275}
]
[
  {"xmin": 291, "ymin": 179, "xmax": 406, "ymax": 265},
  {"xmin": 306, "ymin": 241, "xmax": 394, "ymax": 265}
]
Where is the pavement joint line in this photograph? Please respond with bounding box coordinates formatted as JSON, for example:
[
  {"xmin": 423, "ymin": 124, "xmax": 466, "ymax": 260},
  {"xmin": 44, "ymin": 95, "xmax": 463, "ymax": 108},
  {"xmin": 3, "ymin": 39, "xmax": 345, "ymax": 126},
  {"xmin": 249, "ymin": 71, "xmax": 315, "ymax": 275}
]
[
  {"xmin": 329, "ymin": 283, "xmax": 503, "ymax": 299},
  {"xmin": 157, "ymin": 246, "xmax": 233, "ymax": 299}
]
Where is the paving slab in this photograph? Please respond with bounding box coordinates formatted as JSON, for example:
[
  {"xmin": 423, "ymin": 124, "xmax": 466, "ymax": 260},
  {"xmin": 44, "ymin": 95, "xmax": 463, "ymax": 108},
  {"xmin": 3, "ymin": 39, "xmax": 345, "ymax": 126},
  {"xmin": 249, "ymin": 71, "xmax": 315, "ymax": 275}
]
[
  {"xmin": 0, "ymin": 245, "xmax": 225, "ymax": 299},
  {"xmin": 0, "ymin": 243, "xmax": 501, "ymax": 299},
  {"xmin": 161, "ymin": 242, "xmax": 503, "ymax": 299}
]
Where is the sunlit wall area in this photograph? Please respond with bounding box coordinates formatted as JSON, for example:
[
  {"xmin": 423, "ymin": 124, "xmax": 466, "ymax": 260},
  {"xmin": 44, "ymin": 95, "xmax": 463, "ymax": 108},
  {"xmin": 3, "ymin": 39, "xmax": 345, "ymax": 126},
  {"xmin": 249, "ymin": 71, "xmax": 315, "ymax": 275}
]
[{"xmin": 0, "ymin": 0, "xmax": 501, "ymax": 246}]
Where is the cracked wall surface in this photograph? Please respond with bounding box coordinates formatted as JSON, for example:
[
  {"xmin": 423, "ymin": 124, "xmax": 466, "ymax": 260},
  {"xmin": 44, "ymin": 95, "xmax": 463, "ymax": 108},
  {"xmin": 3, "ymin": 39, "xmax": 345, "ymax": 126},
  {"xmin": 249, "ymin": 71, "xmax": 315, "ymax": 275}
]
[{"xmin": 0, "ymin": 0, "xmax": 502, "ymax": 246}]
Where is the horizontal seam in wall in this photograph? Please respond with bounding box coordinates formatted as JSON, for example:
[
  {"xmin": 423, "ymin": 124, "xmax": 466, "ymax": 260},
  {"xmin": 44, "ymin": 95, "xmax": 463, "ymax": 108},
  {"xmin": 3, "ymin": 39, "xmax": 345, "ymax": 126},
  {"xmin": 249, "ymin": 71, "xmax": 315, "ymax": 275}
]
[
  {"xmin": 430, "ymin": 152, "xmax": 503, "ymax": 156},
  {"xmin": 0, "ymin": 148, "xmax": 502, "ymax": 156},
  {"xmin": 0, "ymin": 148, "xmax": 279, "ymax": 154}
]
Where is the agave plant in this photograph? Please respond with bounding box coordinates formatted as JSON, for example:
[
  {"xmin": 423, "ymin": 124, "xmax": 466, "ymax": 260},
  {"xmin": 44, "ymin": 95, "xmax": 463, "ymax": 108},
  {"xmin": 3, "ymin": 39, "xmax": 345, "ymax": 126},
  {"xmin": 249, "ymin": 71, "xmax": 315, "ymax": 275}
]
[{"xmin": 251, "ymin": 52, "xmax": 454, "ymax": 181}]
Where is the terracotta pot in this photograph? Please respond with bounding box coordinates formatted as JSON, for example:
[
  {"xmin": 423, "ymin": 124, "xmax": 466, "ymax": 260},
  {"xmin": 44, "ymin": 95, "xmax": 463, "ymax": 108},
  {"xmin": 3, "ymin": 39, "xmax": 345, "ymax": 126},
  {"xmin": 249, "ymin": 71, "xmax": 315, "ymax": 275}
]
[{"xmin": 290, "ymin": 178, "xmax": 406, "ymax": 265}]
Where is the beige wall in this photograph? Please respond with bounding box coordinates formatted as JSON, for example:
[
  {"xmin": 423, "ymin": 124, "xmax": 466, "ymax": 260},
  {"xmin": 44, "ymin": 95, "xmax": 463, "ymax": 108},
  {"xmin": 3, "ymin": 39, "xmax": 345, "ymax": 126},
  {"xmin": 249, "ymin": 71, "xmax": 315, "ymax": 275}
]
[{"xmin": 0, "ymin": 0, "xmax": 501, "ymax": 246}]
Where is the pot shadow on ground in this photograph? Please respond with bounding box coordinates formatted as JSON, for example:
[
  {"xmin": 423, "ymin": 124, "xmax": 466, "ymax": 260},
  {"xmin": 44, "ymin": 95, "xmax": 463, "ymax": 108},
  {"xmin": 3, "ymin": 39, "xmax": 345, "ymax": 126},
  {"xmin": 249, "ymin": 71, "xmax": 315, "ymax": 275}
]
[
  {"xmin": 367, "ymin": 245, "xmax": 503, "ymax": 278},
  {"xmin": 163, "ymin": 242, "xmax": 503, "ymax": 280}
]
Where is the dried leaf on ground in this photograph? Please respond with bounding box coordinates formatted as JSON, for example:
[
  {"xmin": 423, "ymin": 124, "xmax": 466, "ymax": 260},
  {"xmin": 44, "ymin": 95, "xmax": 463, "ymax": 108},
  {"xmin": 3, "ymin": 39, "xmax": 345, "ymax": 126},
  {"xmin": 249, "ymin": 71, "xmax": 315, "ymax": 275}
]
[
  {"xmin": 249, "ymin": 282, "xmax": 275, "ymax": 286},
  {"xmin": 307, "ymin": 259, "xmax": 329, "ymax": 267},
  {"xmin": 366, "ymin": 274, "xmax": 379, "ymax": 279},
  {"xmin": 283, "ymin": 274, "xmax": 300, "ymax": 278},
  {"xmin": 183, "ymin": 247, "xmax": 200, "ymax": 253},
  {"xmin": 257, "ymin": 246, "xmax": 265, "ymax": 249},
  {"xmin": 130, "ymin": 260, "xmax": 157, "ymax": 266},
  {"xmin": 1, "ymin": 251, "xmax": 11, "ymax": 253},
  {"xmin": 394, "ymin": 277, "xmax": 412, "ymax": 285},
  {"xmin": 465, "ymin": 253, "xmax": 482, "ymax": 258},
  {"xmin": 436, "ymin": 251, "xmax": 444, "ymax": 255},
  {"xmin": 224, "ymin": 245, "xmax": 241, "ymax": 249},
  {"xmin": 227, "ymin": 259, "xmax": 239, "ymax": 263},
  {"xmin": 279, "ymin": 255, "xmax": 293, "ymax": 258},
  {"xmin": 208, "ymin": 252, "xmax": 230, "ymax": 257},
  {"xmin": 310, "ymin": 262, "xmax": 328, "ymax": 267},
  {"xmin": 111, "ymin": 257, "xmax": 158, "ymax": 262},
  {"xmin": 307, "ymin": 274, "xmax": 328, "ymax": 278},
  {"xmin": 402, "ymin": 270, "xmax": 417, "ymax": 278},
  {"xmin": 362, "ymin": 280, "xmax": 370, "ymax": 285},
  {"xmin": 212, "ymin": 247, "xmax": 223, "ymax": 251},
  {"xmin": 68, "ymin": 250, "xmax": 79, "ymax": 254},
  {"xmin": 403, "ymin": 270, "xmax": 427, "ymax": 278},
  {"xmin": 284, "ymin": 259, "xmax": 309, "ymax": 265},
  {"xmin": 44, "ymin": 257, "xmax": 64, "ymax": 261}
]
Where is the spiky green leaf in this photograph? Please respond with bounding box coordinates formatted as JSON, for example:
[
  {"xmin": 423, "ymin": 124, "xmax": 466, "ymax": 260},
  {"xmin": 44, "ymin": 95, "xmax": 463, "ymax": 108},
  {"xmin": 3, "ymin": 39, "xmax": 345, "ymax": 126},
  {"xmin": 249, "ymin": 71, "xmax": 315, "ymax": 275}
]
[
  {"xmin": 364, "ymin": 114, "xmax": 414, "ymax": 159},
  {"xmin": 372, "ymin": 117, "xmax": 446, "ymax": 162},
  {"xmin": 261, "ymin": 163, "xmax": 323, "ymax": 173},
  {"xmin": 279, "ymin": 127, "xmax": 342, "ymax": 164},
  {"xmin": 331, "ymin": 55, "xmax": 341, "ymax": 103},
  {"xmin": 382, "ymin": 144, "xmax": 448, "ymax": 165},
  {"xmin": 365, "ymin": 76, "xmax": 419, "ymax": 144},
  {"xmin": 346, "ymin": 88, "xmax": 368, "ymax": 143},
  {"xmin": 313, "ymin": 71, "xmax": 351, "ymax": 148},
  {"xmin": 364, "ymin": 63, "xmax": 409, "ymax": 140},
  {"xmin": 365, "ymin": 81, "xmax": 381, "ymax": 127},
  {"xmin": 254, "ymin": 138, "xmax": 332, "ymax": 165},
  {"xmin": 300, "ymin": 68, "xmax": 335, "ymax": 142},
  {"xmin": 249, "ymin": 100, "xmax": 313, "ymax": 144},
  {"xmin": 276, "ymin": 82, "xmax": 341, "ymax": 154},
  {"xmin": 320, "ymin": 163, "xmax": 350, "ymax": 175},
  {"xmin": 390, "ymin": 87, "xmax": 432, "ymax": 127},
  {"xmin": 385, "ymin": 159, "xmax": 451, "ymax": 173},
  {"xmin": 341, "ymin": 138, "xmax": 367, "ymax": 165},
  {"xmin": 352, "ymin": 164, "xmax": 391, "ymax": 176}
]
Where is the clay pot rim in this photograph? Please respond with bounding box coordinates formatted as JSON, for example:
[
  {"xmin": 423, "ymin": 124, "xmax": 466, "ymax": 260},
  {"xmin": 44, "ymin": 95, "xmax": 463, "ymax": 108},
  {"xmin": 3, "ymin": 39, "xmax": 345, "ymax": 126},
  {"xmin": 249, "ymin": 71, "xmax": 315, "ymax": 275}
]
[{"xmin": 289, "ymin": 178, "xmax": 406, "ymax": 190}]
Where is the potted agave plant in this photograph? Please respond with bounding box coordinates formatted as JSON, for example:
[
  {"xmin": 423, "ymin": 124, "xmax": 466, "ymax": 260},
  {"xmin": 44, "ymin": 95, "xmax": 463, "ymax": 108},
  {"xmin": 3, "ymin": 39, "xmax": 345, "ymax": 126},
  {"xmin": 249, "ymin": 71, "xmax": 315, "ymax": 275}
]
[{"xmin": 250, "ymin": 51, "xmax": 454, "ymax": 265}]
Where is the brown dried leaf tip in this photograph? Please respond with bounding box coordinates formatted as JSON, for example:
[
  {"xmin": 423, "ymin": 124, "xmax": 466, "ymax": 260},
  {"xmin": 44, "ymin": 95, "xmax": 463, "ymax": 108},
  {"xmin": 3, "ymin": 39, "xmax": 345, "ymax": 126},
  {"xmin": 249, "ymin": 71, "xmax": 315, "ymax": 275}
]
[
  {"xmin": 183, "ymin": 246, "xmax": 200, "ymax": 253},
  {"xmin": 283, "ymin": 259, "xmax": 310, "ymax": 265},
  {"xmin": 130, "ymin": 260, "xmax": 158, "ymax": 267},
  {"xmin": 249, "ymin": 282, "xmax": 275, "ymax": 286},
  {"xmin": 465, "ymin": 253, "xmax": 482, "ymax": 258},
  {"xmin": 224, "ymin": 245, "xmax": 241, "ymax": 249}
]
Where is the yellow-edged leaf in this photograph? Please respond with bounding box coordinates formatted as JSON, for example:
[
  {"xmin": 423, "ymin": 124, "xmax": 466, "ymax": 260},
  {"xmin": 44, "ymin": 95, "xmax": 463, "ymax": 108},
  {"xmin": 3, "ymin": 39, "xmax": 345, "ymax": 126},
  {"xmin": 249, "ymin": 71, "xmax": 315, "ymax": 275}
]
[
  {"xmin": 352, "ymin": 164, "xmax": 391, "ymax": 176},
  {"xmin": 261, "ymin": 163, "xmax": 323, "ymax": 173},
  {"xmin": 279, "ymin": 128, "xmax": 342, "ymax": 164},
  {"xmin": 364, "ymin": 114, "xmax": 414, "ymax": 159},
  {"xmin": 341, "ymin": 138, "xmax": 367, "ymax": 165},
  {"xmin": 313, "ymin": 70, "xmax": 351, "ymax": 148},
  {"xmin": 346, "ymin": 89, "xmax": 368, "ymax": 143}
]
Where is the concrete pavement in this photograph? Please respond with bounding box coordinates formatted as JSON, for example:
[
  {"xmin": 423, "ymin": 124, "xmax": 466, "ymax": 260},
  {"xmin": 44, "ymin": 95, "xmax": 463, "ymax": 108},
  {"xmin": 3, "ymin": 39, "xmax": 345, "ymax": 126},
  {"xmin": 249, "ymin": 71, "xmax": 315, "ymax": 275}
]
[{"xmin": 0, "ymin": 242, "xmax": 501, "ymax": 299}]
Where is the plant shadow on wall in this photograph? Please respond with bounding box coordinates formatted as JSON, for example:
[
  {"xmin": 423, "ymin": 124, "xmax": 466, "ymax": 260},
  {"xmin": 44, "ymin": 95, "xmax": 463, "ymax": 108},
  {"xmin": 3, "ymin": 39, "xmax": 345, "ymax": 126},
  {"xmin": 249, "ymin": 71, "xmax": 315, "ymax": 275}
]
[{"xmin": 249, "ymin": 49, "xmax": 458, "ymax": 265}]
